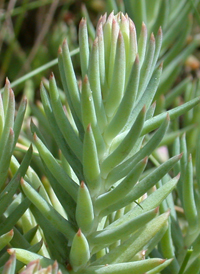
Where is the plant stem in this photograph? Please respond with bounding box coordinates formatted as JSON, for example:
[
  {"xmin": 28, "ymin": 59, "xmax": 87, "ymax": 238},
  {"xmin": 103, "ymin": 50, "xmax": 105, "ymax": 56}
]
[{"xmin": 0, "ymin": 48, "xmax": 80, "ymax": 93}]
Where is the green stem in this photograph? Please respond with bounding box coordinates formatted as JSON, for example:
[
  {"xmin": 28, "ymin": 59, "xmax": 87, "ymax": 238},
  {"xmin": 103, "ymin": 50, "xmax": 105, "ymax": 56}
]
[
  {"xmin": 0, "ymin": 48, "xmax": 79, "ymax": 93},
  {"xmin": 0, "ymin": 0, "xmax": 54, "ymax": 21},
  {"xmin": 178, "ymin": 248, "xmax": 193, "ymax": 274}
]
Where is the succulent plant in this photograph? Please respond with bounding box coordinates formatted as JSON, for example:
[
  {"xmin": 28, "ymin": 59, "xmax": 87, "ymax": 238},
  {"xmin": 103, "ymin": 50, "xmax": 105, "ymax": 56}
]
[
  {"xmin": 103, "ymin": 0, "xmax": 200, "ymax": 109},
  {"xmin": 2, "ymin": 11, "xmax": 200, "ymax": 274}
]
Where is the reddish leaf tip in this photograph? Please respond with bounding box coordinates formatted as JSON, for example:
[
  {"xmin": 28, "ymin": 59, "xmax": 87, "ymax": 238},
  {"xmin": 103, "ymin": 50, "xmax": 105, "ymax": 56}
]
[
  {"xmin": 58, "ymin": 46, "xmax": 62, "ymax": 54},
  {"xmin": 135, "ymin": 54, "xmax": 139, "ymax": 63},
  {"xmin": 8, "ymin": 229, "xmax": 14, "ymax": 236},
  {"xmin": 33, "ymin": 132, "xmax": 37, "ymax": 141},
  {"xmin": 83, "ymin": 75, "xmax": 88, "ymax": 83},
  {"xmin": 158, "ymin": 26, "xmax": 162, "ymax": 35},
  {"xmin": 166, "ymin": 112, "xmax": 170, "ymax": 121},
  {"xmin": 7, "ymin": 249, "xmax": 13, "ymax": 255},
  {"xmin": 77, "ymin": 228, "xmax": 82, "ymax": 236},
  {"xmin": 143, "ymin": 156, "xmax": 148, "ymax": 164},
  {"xmin": 50, "ymin": 72, "xmax": 54, "ymax": 79},
  {"xmin": 179, "ymin": 152, "xmax": 183, "ymax": 159},
  {"xmin": 80, "ymin": 17, "xmax": 86, "ymax": 27},
  {"xmin": 150, "ymin": 32, "xmax": 155, "ymax": 42},
  {"xmin": 87, "ymin": 124, "xmax": 91, "ymax": 131},
  {"xmin": 5, "ymin": 77, "xmax": 10, "ymax": 86},
  {"xmin": 66, "ymin": 263, "xmax": 73, "ymax": 271},
  {"xmin": 9, "ymin": 128, "xmax": 14, "ymax": 136}
]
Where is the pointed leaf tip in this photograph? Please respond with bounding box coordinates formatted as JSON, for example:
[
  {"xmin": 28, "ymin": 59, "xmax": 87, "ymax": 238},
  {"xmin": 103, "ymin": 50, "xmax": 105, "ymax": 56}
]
[
  {"xmin": 20, "ymin": 178, "xmax": 25, "ymax": 186},
  {"xmin": 7, "ymin": 249, "xmax": 14, "ymax": 255},
  {"xmin": 58, "ymin": 46, "xmax": 62, "ymax": 54},
  {"xmin": 87, "ymin": 123, "xmax": 91, "ymax": 131},
  {"xmin": 79, "ymin": 17, "xmax": 86, "ymax": 27},
  {"xmin": 179, "ymin": 152, "xmax": 183, "ymax": 159},
  {"xmin": 142, "ymin": 21, "xmax": 147, "ymax": 30},
  {"xmin": 166, "ymin": 209, "xmax": 171, "ymax": 216},
  {"xmin": 135, "ymin": 54, "xmax": 140, "ymax": 63},
  {"xmin": 158, "ymin": 26, "xmax": 162, "ymax": 35},
  {"xmin": 150, "ymin": 32, "xmax": 155, "ymax": 42},
  {"xmin": 77, "ymin": 228, "xmax": 82, "ymax": 236},
  {"xmin": 9, "ymin": 88, "xmax": 14, "ymax": 97},
  {"xmin": 166, "ymin": 112, "xmax": 170, "ymax": 121},
  {"xmin": 50, "ymin": 72, "xmax": 54, "ymax": 79},
  {"xmin": 143, "ymin": 156, "xmax": 148, "ymax": 164},
  {"xmin": 129, "ymin": 18, "xmax": 136, "ymax": 30},
  {"xmin": 10, "ymin": 128, "xmax": 14, "ymax": 135},
  {"xmin": 142, "ymin": 105, "xmax": 146, "ymax": 113},
  {"xmin": 5, "ymin": 77, "xmax": 10, "ymax": 86},
  {"xmin": 176, "ymin": 173, "xmax": 181, "ymax": 180},
  {"xmin": 80, "ymin": 181, "xmax": 85, "ymax": 188},
  {"xmin": 83, "ymin": 75, "xmax": 89, "ymax": 83},
  {"xmin": 8, "ymin": 229, "xmax": 14, "ymax": 237},
  {"xmin": 66, "ymin": 263, "xmax": 73, "ymax": 271},
  {"xmin": 62, "ymin": 39, "xmax": 68, "ymax": 48},
  {"xmin": 118, "ymin": 30, "xmax": 123, "ymax": 41},
  {"xmin": 40, "ymin": 81, "xmax": 44, "ymax": 90},
  {"xmin": 93, "ymin": 37, "xmax": 98, "ymax": 46},
  {"xmin": 33, "ymin": 132, "xmax": 37, "ymax": 141}
]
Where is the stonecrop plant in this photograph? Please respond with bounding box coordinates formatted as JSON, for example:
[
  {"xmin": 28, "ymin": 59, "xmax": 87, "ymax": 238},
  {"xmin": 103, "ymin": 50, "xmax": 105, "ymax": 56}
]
[{"xmin": 2, "ymin": 10, "xmax": 200, "ymax": 274}]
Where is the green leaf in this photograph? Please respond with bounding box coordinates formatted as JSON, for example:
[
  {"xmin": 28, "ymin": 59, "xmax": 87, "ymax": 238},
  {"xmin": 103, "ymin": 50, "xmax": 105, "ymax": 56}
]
[
  {"xmin": 0, "ymin": 198, "xmax": 31, "ymax": 236},
  {"xmin": 13, "ymin": 97, "xmax": 27, "ymax": 147},
  {"xmin": 58, "ymin": 49, "xmax": 84, "ymax": 138},
  {"xmin": 2, "ymin": 253, "xmax": 16, "ymax": 274},
  {"xmin": 30, "ymin": 205, "xmax": 70, "ymax": 264},
  {"xmin": 101, "ymin": 154, "xmax": 180, "ymax": 216},
  {"xmin": 97, "ymin": 157, "xmax": 147, "ymax": 210},
  {"xmin": 183, "ymin": 154, "xmax": 198, "ymax": 242},
  {"xmin": 48, "ymin": 74, "xmax": 83, "ymax": 162},
  {"xmin": 146, "ymin": 258, "xmax": 173, "ymax": 274},
  {"xmin": 42, "ymin": 160, "xmax": 76, "ymax": 223},
  {"xmin": 104, "ymin": 55, "xmax": 140, "ymax": 143},
  {"xmin": 7, "ymin": 249, "xmax": 68, "ymax": 273},
  {"xmin": 21, "ymin": 179, "xmax": 76, "ymax": 241},
  {"xmin": 89, "ymin": 207, "xmax": 157, "ymax": 250},
  {"xmin": 0, "ymin": 230, "xmax": 13, "ymax": 251},
  {"xmin": 142, "ymin": 97, "xmax": 200, "ymax": 136},
  {"xmin": 69, "ymin": 229, "xmax": 90, "ymax": 272},
  {"xmin": 61, "ymin": 40, "xmax": 81, "ymax": 120},
  {"xmin": 23, "ymin": 225, "xmax": 38, "ymax": 243},
  {"xmin": 93, "ymin": 211, "xmax": 170, "ymax": 265},
  {"xmin": 138, "ymin": 22, "xmax": 147, "ymax": 67},
  {"xmin": 183, "ymin": 255, "xmax": 200, "ymax": 274},
  {"xmin": 81, "ymin": 76, "xmax": 106, "ymax": 159},
  {"xmin": 106, "ymin": 174, "xmax": 180, "ymax": 230},
  {"xmin": 125, "ymin": 62, "xmax": 163, "ymax": 131},
  {"xmin": 33, "ymin": 133, "xmax": 78, "ymax": 202},
  {"xmin": 76, "ymin": 182, "xmax": 94, "ymax": 234},
  {"xmin": 40, "ymin": 84, "xmax": 84, "ymax": 181},
  {"xmin": 0, "ymin": 89, "xmax": 15, "ymax": 161},
  {"xmin": 86, "ymin": 259, "xmax": 167, "ymax": 273},
  {"xmin": 88, "ymin": 38, "xmax": 107, "ymax": 132},
  {"xmin": 138, "ymin": 33, "xmax": 155, "ymax": 98},
  {"xmin": 105, "ymin": 31, "xmax": 126, "ymax": 118},
  {"xmin": 107, "ymin": 114, "xmax": 169, "ymax": 186},
  {"xmin": 0, "ymin": 128, "xmax": 14, "ymax": 190},
  {"xmin": 79, "ymin": 18, "xmax": 89, "ymax": 77},
  {"xmin": 83, "ymin": 124, "xmax": 101, "ymax": 197},
  {"xmin": 101, "ymin": 106, "xmax": 145, "ymax": 179}
]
